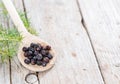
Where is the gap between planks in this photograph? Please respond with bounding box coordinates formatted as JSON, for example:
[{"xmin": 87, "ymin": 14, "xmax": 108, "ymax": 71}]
[{"xmin": 75, "ymin": 0, "xmax": 105, "ymax": 83}]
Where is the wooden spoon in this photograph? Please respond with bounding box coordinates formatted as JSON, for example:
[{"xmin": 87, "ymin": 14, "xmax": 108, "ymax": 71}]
[{"xmin": 2, "ymin": 0, "xmax": 56, "ymax": 72}]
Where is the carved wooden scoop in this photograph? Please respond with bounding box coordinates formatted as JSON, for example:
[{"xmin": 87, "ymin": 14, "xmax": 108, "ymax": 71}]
[{"xmin": 2, "ymin": 0, "xmax": 56, "ymax": 72}]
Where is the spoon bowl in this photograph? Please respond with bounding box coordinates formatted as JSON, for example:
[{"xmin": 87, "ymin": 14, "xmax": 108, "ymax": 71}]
[{"xmin": 18, "ymin": 34, "xmax": 56, "ymax": 71}]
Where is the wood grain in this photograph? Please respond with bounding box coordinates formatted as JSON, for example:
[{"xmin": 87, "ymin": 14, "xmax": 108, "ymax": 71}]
[
  {"xmin": 23, "ymin": 0, "xmax": 104, "ymax": 84},
  {"xmin": 78, "ymin": 0, "xmax": 120, "ymax": 84}
]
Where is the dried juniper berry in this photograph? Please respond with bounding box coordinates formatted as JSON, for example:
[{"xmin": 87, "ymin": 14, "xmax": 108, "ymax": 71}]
[
  {"xmin": 33, "ymin": 44, "xmax": 39, "ymax": 49},
  {"xmin": 27, "ymin": 55, "xmax": 33, "ymax": 59},
  {"xmin": 41, "ymin": 50, "xmax": 47, "ymax": 56},
  {"xmin": 31, "ymin": 59, "xmax": 36, "ymax": 65},
  {"xmin": 36, "ymin": 54, "xmax": 43, "ymax": 61},
  {"xmin": 45, "ymin": 45, "xmax": 51, "ymax": 50},
  {"xmin": 29, "ymin": 48, "xmax": 35, "ymax": 53},
  {"xmin": 36, "ymin": 47, "xmax": 41, "ymax": 51},
  {"xmin": 47, "ymin": 53, "xmax": 53, "ymax": 59},
  {"xmin": 36, "ymin": 61, "xmax": 42, "ymax": 66},
  {"xmin": 24, "ymin": 59, "xmax": 30, "ymax": 64},
  {"xmin": 24, "ymin": 52, "xmax": 29, "ymax": 57},
  {"xmin": 42, "ymin": 62, "xmax": 47, "ymax": 67},
  {"xmin": 34, "ymin": 51, "xmax": 39, "ymax": 56},
  {"xmin": 43, "ymin": 57, "xmax": 49, "ymax": 63},
  {"xmin": 22, "ymin": 47, "xmax": 28, "ymax": 52},
  {"xmin": 33, "ymin": 56, "xmax": 37, "ymax": 61},
  {"xmin": 28, "ymin": 46, "xmax": 34, "ymax": 51},
  {"xmin": 27, "ymin": 51, "xmax": 33, "ymax": 56},
  {"xmin": 30, "ymin": 43, "xmax": 35, "ymax": 48}
]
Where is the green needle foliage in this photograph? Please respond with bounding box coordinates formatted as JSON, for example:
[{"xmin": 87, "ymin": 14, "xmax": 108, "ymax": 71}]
[
  {"xmin": 0, "ymin": 2, "xmax": 37, "ymax": 62},
  {"xmin": 19, "ymin": 12, "xmax": 38, "ymax": 35},
  {"xmin": 0, "ymin": 2, "xmax": 8, "ymax": 17},
  {"xmin": 0, "ymin": 26, "xmax": 22, "ymax": 62}
]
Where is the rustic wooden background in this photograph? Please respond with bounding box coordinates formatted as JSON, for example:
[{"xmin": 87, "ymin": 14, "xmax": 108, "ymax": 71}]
[{"xmin": 0, "ymin": 0, "xmax": 120, "ymax": 84}]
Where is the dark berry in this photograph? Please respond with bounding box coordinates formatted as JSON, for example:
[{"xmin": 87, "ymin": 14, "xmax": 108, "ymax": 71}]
[
  {"xmin": 33, "ymin": 56, "xmax": 37, "ymax": 61},
  {"xmin": 36, "ymin": 61, "xmax": 42, "ymax": 66},
  {"xmin": 28, "ymin": 47, "xmax": 35, "ymax": 52},
  {"xmin": 30, "ymin": 43, "xmax": 35, "ymax": 48},
  {"xmin": 22, "ymin": 47, "xmax": 28, "ymax": 52},
  {"xmin": 28, "ymin": 55, "xmax": 33, "ymax": 59},
  {"xmin": 40, "ymin": 46, "xmax": 43, "ymax": 50},
  {"xmin": 36, "ymin": 47, "xmax": 41, "ymax": 51},
  {"xmin": 45, "ymin": 45, "xmax": 51, "ymax": 50},
  {"xmin": 41, "ymin": 50, "xmax": 47, "ymax": 56},
  {"xmin": 47, "ymin": 53, "xmax": 53, "ymax": 59},
  {"xmin": 24, "ymin": 52, "xmax": 28, "ymax": 57},
  {"xmin": 43, "ymin": 57, "xmax": 49, "ymax": 63},
  {"xmin": 27, "ymin": 51, "xmax": 33, "ymax": 56},
  {"xmin": 29, "ymin": 48, "xmax": 35, "ymax": 53},
  {"xmin": 33, "ymin": 51, "xmax": 39, "ymax": 56},
  {"xmin": 34, "ymin": 44, "xmax": 39, "ymax": 49},
  {"xmin": 31, "ymin": 59, "xmax": 36, "ymax": 65},
  {"xmin": 24, "ymin": 59, "xmax": 30, "ymax": 64},
  {"xmin": 45, "ymin": 51, "xmax": 49, "ymax": 55},
  {"xmin": 28, "ymin": 47, "xmax": 31, "ymax": 50},
  {"xmin": 36, "ymin": 54, "xmax": 43, "ymax": 61},
  {"xmin": 42, "ymin": 62, "xmax": 47, "ymax": 67}
]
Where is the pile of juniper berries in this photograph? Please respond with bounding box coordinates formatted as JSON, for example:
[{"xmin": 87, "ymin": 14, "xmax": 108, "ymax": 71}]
[{"xmin": 22, "ymin": 43, "xmax": 53, "ymax": 67}]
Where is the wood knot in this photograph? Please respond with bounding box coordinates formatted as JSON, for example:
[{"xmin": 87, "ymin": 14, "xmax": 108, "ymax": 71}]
[
  {"xmin": 25, "ymin": 73, "xmax": 38, "ymax": 83},
  {"xmin": 71, "ymin": 52, "xmax": 77, "ymax": 57}
]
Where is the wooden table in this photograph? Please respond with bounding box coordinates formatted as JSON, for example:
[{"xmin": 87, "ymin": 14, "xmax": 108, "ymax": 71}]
[{"xmin": 0, "ymin": 0, "xmax": 120, "ymax": 84}]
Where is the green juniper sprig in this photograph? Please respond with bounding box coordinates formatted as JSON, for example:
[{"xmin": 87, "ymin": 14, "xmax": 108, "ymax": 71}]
[
  {"xmin": 19, "ymin": 12, "xmax": 38, "ymax": 35},
  {"xmin": 0, "ymin": 25, "xmax": 22, "ymax": 62}
]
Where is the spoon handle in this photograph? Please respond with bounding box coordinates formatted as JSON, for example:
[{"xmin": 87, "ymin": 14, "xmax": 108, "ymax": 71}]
[{"xmin": 2, "ymin": 0, "xmax": 29, "ymax": 36}]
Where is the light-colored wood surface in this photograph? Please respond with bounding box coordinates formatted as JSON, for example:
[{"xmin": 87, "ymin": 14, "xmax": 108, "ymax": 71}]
[
  {"xmin": 0, "ymin": 0, "xmax": 120, "ymax": 84},
  {"xmin": 78, "ymin": 0, "xmax": 120, "ymax": 84},
  {"xmin": 23, "ymin": 0, "xmax": 104, "ymax": 84}
]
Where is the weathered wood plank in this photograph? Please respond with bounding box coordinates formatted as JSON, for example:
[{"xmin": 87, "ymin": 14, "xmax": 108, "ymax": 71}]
[
  {"xmin": 0, "ymin": 62, "xmax": 10, "ymax": 84},
  {"xmin": 78, "ymin": 0, "xmax": 120, "ymax": 84},
  {"xmin": 24, "ymin": 0, "xmax": 104, "ymax": 84}
]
